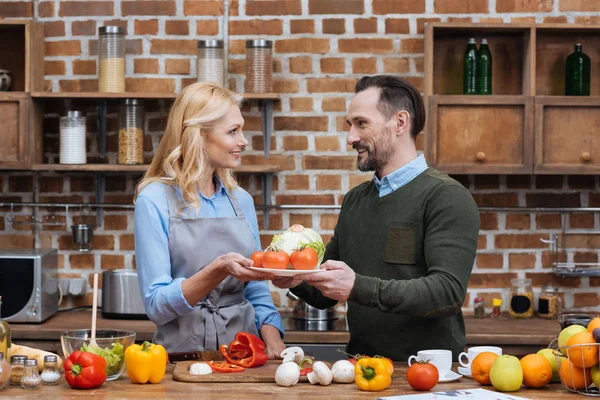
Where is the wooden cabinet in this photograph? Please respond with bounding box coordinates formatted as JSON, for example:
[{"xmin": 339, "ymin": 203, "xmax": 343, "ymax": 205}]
[
  {"xmin": 0, "ymin": 93, "xmax": 29, "ymax": 168},
  {"xmin": 424, "ymin": 23, "xmax": 600, "ymax": 175}
]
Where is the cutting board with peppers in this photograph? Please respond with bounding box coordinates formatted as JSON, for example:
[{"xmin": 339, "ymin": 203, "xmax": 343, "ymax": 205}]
[{"xmin": 173, "ymin": 360, "xmax": 310, "ymax": 383}]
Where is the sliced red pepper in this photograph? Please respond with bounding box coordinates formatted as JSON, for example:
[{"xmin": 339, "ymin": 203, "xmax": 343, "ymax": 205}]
[
  {"xmin": 299, "ymin": 367, "xmax": 313, "ymax": 376},
  {"xmin": 207, "ymin": 361, "xmax": 245, "ymax": 373},
  {"xmin": 219, "ymin": 332, "xmax": 268, "ymax": 368}
]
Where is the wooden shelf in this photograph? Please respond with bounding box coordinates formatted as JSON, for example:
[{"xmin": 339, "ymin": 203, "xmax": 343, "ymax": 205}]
[
  {"xmin": 31, "ymin": 92, "xmax": 280, "ymax": 100},
  {"xmin": 30, "ymin": 164, "xmax": 280, "ymax": 174}
]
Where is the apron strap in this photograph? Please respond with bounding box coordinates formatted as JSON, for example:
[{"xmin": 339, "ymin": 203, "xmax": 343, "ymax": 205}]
[
  {"xmin": 198, "ymin": 291, "xmax": 246, "ymax": 350},
  {"xmin": 225, "ymin": 191, "xmax": 245, "ymax": 218}
]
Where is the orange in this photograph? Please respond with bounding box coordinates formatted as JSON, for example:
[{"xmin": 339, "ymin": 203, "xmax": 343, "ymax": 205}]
[
  {"xmin": 520, "ymin": 354, "xmax": 552, "ymax": 388},
  {"xmin": 471, "ymin": 351, "xmax": 499, "ymax": 385},
  {"xmin": 559, "ymin": 359, "xmax": 592, "ymax": 390},
  {"xmin": 566, "ymin": 331, "xmax": 599, "ymax": 368},
  {"xmin": 587, "ymin": 316, "xmax": 600, "ymax": 334}
]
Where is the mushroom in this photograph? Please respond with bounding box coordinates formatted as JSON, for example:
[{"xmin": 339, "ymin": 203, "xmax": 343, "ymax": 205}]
[
  {"xmin": 307, "ymin": 361, "xmax": 333, "ymax": 386},
  {"xmin": 280, "ymin": 346, "xmax": 305, "ymax": 364},
  {"xmin": 275, "ymin": 361, "xmax": 300, "ymax": 387},
  {"xmin": 331, "ymin": 360, "xmax": 355, "ymax": 383}
]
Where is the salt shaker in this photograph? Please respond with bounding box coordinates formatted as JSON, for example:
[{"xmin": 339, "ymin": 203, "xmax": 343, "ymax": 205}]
[
  {"xmin": 41, "ymin": 355, "xmax": 60, "ymax": 385},
  {"xmin": 21, "ymin": 359, "xmax": 41, "ymax": 389}
]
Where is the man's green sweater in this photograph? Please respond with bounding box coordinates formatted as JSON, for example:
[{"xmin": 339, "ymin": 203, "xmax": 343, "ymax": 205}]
[{"xmin": 291, "ymin": 168, "xmax": 480, "ymax": 361}]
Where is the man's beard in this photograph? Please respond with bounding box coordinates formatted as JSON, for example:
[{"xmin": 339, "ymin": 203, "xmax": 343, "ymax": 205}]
[{"xmin": 355, "ymin": 128, "xmax": 394, "ymax": 172}]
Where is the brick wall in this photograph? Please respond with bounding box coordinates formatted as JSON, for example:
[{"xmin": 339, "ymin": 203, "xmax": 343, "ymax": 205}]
[{"xmin": 1, "ymin": 0, "xmax": 599, "ymax": 314}]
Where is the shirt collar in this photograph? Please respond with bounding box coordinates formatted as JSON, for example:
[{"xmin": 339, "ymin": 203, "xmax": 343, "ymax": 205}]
[{"xmin": 373, "ymin": 154, "xmax": 428, "ymax": 193}]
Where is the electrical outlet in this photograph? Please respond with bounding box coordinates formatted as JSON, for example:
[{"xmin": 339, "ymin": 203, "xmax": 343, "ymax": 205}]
[{"xmin": 68, "ymin": 278, "xmax": 88, "ymax": 297}]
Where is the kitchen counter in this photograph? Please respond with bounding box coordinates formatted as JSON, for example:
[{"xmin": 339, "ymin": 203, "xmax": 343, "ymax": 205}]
[
  {"xmin": 9, "ymin": 310, "xmax": 560, "ymax": 356},
  {"xmin": 0, "ymin": 363, "xmax": 572, "ymax": 399}
]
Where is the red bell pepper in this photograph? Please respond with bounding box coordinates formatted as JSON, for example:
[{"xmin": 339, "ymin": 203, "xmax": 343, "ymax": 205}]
[
  {"xmin": 219, "ymin": 332, "xmax": 268, "ymax": 368},
  {"xmin": 208, "ymin": 361, "xmax": 246, "ymax": 373},
  {"xmin": 64, "ymin": 351, "xmax": 107, "ymax": 389}
]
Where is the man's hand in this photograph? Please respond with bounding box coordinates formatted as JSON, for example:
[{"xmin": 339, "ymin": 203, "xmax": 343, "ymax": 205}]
[
  {"xmin": 301, "ymin": 260, "xmax": 355, "ymax": 301},
  {"xmin": 270, "ymin": 276, "xmax": 303, "ymax": 289}
]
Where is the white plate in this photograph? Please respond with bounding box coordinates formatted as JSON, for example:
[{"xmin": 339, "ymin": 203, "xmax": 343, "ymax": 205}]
[
  {"xmin": 458, "ymin": 366, "xmax": 472, "ymax": 378},
  {"xmin": 438, "ymin": 370, "xmax": 462, "ymax": 382},
  {"xmin": 248, "ymin": 266, "xmax": 325, "ymax": 277}
]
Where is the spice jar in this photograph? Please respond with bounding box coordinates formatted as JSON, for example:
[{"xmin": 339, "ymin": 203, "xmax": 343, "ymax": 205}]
[
  {"xmin": 538, "ymin": 285, "xmax": 562, "ymax": 319},
  {"xmin": 98, "ymin": 26, "xmax": 125, "ymax": 92},
  {"xmin": 21, "ymin": 359, "xmax": 41, "ymax": 390},
  {"xmin": 473, "ymin": 296, "xmax": 485, "ymax": 318},
  {"xmin": 60, "ymin": 110, "xmax": 87, "ymax": 164},
  {"xmin": 197, "ymin": 40, "xmax": 224, "ymax": 87},
  {"xmin": 118, "ymin": 99, "xmax": 144, "ymax": 165},
  {"xmin": 508, "ymin": 278, "xmax": 534, "ymax": 318},
  {"xmin": 245, "ymin": 40, "xmax": 273, "ymax": 93},
  {"xmin": 40, "ymin": 355, "xmax": 60, "ymax": 385},
  {"xmin": 0, "ymin": 352, "xmax": 10, "ymax": 390},
  {"xmin": 491, "ymin": 298, "xmax": 502, "ymax": 318},
  {"xmin": 10, "ymin": 355, "xmax": 26, "ymax": 386}
]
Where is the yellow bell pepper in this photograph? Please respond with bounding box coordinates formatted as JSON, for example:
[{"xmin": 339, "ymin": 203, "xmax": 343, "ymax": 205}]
[
  {"xmin": 354, "ymin": 357, "xmax": 393, "ymax": 391},
  {"xmin": 125, "ymin": 341, "xmax": 168, "ymax": 384}
]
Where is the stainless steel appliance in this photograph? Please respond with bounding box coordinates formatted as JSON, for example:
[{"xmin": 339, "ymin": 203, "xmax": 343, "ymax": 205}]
[
  {"xmin": 102, "ymin": 269, "xmax": 148, "ymax": 319},
  {"xmin": 286, "ymin": 290, "xmax": 340, "ymax": 331},
  {"xmin": 0, "ymin": 249, "xmax": 59, "ymax": 323}
]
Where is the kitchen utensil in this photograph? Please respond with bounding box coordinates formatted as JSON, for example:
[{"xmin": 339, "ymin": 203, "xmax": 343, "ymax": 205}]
[
  {"xmin": 173, "ymin": 360, "xmax": 309, "ymax": 383},
  {"xmin": 438, "ymin": 370, "xmax": 463, "ymax": 383},
  {"xmin": 248, "ymin": 266, "xmax": 325, "ymax": 277},
  {"xmin": 408, "ymin": 349, "xmax": 452, "ymax": 377},
  {"xmin": 60, "ymin": 329, "xmax": 135, "ymax": 381},
  {"xmin": 102, "ymin": 270, "xmax": 147, "ymax": 319},
  {"xmin": 458, "ymin": 346, "xmax": 502, "ymax": 369},
  {"xmin": 71, "ymin": 205, "xmax": 94, "ymax": 251},
  {"xmin": 90, "ymin": 273, "xmax": 99, "ymax": 348},
  {"xmin": 286, "ymin": 291, "xmax": 337, "ymax": 321},
  {"xmin": 558, "ymin": 312, "xmax": 595, "ymax": 329}
]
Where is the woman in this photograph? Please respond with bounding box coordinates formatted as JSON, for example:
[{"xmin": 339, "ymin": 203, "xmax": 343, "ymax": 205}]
[{"xmin": 134, "ymin": 82, "xmax": 285, "ymax": 358}]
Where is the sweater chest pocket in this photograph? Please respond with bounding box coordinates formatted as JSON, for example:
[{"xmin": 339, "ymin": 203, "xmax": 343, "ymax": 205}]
[{"xmin": 383, "ymin": 222, "xmax": 416, "ymax": 265}]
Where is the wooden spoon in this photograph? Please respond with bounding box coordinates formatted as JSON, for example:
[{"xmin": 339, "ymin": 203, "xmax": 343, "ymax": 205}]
[{"xmin": 90, "ymin": 273, "xmax": 99, "ymax": 348}]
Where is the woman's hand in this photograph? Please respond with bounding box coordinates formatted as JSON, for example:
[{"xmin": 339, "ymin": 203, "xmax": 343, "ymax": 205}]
[
  {"xmin": 215, "ymin": 252, "xmax": 274, "ymax": 282},
  {"xmin": 270, "ymin": 276, "xmax": 303, "ymax": 289},
  {"xmin": 260, "ymin": 324, "xmax": 286, "ymax": 360}
]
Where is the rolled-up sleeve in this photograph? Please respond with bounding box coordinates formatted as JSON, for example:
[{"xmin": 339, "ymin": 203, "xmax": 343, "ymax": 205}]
[{"xmin": 134, "ymin": 195, "xmax": 194, "ymax": 326}]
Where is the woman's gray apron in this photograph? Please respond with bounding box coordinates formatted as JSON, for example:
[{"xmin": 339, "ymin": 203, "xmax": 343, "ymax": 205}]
[{"xmin": 153, "ymin": 185, "xmax": 259, "ymax": 352}]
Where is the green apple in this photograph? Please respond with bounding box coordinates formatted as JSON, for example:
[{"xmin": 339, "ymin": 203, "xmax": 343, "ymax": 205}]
[
  {"xmin": 558, "ymin": 325, "xmax": 587, "ymax": 355},
  {"xmin": 490, "ymin": 355, "xmax": 523, "ymax": 392},
  {"xmin": 537, "ymin": 348, "xmax": 565, "ymax": 383},
  {"xmin": 592, "ymin": 365, "xmax": 600, "ymax": 388}
]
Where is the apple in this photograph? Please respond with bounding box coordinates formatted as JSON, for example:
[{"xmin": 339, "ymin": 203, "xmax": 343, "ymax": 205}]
[
  {"xmin": 537, "ymin": 348, "xmax": 565, "ymax": 383},
  {"xmin": 558, "ymin": 325, "xmax": 587, "ymax": 355},
  {"xmin": 490, "ymin": 355, "xmax": 523, "ymax": 392},
  {"xmin": 592, "ymin": 365, "xmax": 600, "ymax": 388}
]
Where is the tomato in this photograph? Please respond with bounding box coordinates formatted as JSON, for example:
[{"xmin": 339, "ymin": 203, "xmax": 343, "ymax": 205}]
[
  {"xmin": 406, "ymin": 361, "xmax": 439, "ymax": 391},
  {"xmin": 290, "ymin": 248, "xmax": 318, "ymax": 270},
  {"xmin": 262, "ymin": 251, "xmax": 290, "ymax": 270},
  {"xmin": 250, "ymin": 251, "xmax": 264, "ymax": 268}
]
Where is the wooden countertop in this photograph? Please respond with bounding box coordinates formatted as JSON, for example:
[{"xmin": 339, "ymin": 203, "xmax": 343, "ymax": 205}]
[
  {"xmin": 0, "ymin": 363, "xmax": 572, "ymax": 399},
  {"xmin": 9, "ymin": 310, "xmax": 560, "ymax": 346}
]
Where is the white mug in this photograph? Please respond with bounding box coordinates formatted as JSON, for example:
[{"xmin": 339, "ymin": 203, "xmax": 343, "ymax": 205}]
[
  {"xmin": 458, "ymin": 346, "xmax": 502, "ymax": 368},
  {"xmin": 408, "ymin": 349, "xmax": 452, "ymax": 377}
]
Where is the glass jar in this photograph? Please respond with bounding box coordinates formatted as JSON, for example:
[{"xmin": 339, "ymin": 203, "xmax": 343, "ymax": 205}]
[
  {"xmin": 10, "ymin": 356, "xmax": 26, "ymax": 386},
  {"xmin": 0, "ymin": 352, "xmax": 10, "ymax": 390},
  {"xmin": 491, "ymin": 298, "xmax": 502, "ymax": 318},
  {"xmin": 98, "ymin": 25, "xmax": 125, "ymax": 92},
  {"xmin": 197, "ymin": 40, "xmax": 224, "ymax": 87},
  {"xmin": 245, "ymin": 40, "xmax": 273, "ymax": 93},
  {"xmin": 508, "ymin": 278, "xmax": 534, "ymax": 318},
  {"xmin": 538, "ymin": 285, "xmax": 562, "ymax": 319},
  {"xmin": 21, "ymin": 359, "xmax": 41, "ymax": 390},
  {"xmin": 118, "ymin": 99, "xmax": 144, "ymax": 165},
  {"xmin": 40, "ymin": 355, "xmax": 60, "ymax": 385},
  {"xmin": 473, "ymin": 296, "xmax": 485, "ymax": 318},
  {"xmin": 60, "ymin": 110, "xmax": 87, "ymax": 164},
  {"xmin": 0, "ymin": 297, "xmax": 10, "ymax": 364}
]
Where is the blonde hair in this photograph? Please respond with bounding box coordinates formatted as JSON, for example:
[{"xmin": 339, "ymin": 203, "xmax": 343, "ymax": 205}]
[{"xmin": 136, "ymin": 82, "xmax": 244, "ymax": 210}]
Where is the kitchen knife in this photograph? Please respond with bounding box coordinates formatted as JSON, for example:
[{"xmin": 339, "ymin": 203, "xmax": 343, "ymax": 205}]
[{"xmin": 168, "ymin": 350, "xmax": 225, "ymax": 363}]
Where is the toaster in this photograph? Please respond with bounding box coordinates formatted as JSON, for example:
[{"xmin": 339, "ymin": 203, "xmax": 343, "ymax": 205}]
[
  {"xmin": 0, "ymin": 248, "xmax": 59, "ymax": 323},
  {"xmin": 102, "ymin": 270, "xmax": 148, "ymax": 320}
]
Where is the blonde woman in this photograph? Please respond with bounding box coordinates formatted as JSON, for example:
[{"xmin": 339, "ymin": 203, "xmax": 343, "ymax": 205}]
[{"xmin": 134, "ymin": 82, "xmax": 285, "ymax": 358}]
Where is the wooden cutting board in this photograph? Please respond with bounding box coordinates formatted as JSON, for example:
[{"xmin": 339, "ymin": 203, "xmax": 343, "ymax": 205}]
[{"xmin": 173, "ymin": 360, "xmax": 310, "ymax": 383}]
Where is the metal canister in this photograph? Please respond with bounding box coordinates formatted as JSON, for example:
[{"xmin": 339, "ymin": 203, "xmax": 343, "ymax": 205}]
[
  {"xmin": 245, "ymin": 40, "xmax": 273, "ymax": 93},
  {"xmin": 197, "ymin": 40, "xmax": 224, "ymax": 87},
  {"xmin": 98, "ymin": 26, "xmax": 125, "ymax": 92}
]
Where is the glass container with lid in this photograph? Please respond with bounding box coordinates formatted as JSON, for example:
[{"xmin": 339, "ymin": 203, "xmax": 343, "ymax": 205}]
[
  {"xmin": 60, "ymin": 110, "xmax": 87, "ymax": 164},
  {"xmin": 99, "ymin": 26, "xmax": 125, "ymax": 92},
  {"xmin": 538, "ymin": 285, "xmax": 562, "ymax": 319},
  {"xmin": 508, "ymin": 278, "xmax": 534, "ymax": 318},
  {"xmin": 245, "ymin": 40, "xmax": 273, "ymax": 93},
  {"xmin": 118, "ymin": 99, "xmax": 144, "ymax": 165},
  {"xmin": 197, "ymin": 40, "xmax": 224, "ymax": 87}
]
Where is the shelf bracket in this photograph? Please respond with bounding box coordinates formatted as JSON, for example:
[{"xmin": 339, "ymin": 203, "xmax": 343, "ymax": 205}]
[
  {"xmin": 260, "ymin": 99, "xmax": 274, "ymax": 159},
  {"xmin": 95, "ymin": 172, "xmax": 105, "ymax": 228},
  {"xmin": 260, "ymin": 173, "xmax": 273, "ymax": 229},
  {"xmin": 96, "ymin": 99, "xmax": 108, "ymax": 160}
]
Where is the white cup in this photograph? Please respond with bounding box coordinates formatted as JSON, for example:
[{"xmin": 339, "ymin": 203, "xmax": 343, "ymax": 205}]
[
  {"xmin": 458, "ymin": 346, "xmax": 503, "ymax": 368},
  {"xmin": 408, "ymin": 349, "xmax": 452, "ymax": 377}
]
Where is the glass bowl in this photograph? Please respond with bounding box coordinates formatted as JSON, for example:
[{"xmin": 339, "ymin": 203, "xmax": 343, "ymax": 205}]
[
  {"xmin": 557, "ymin": 313, "xmax": 595, "ymax": 330},
  {"xmin": 61, "ymin": 329, "xmax": 136, "ymax": 381}
]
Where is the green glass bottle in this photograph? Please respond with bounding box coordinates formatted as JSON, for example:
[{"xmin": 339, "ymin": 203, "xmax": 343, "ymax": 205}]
[
  {"xmin": 477, "ymin": 38, "xmax": 492, "ymax": 94},
  {"xmin": 463, "ymin": 38, "xmax": 478, "ymax": 95},
  {"xmin": 565, "ymin": 43, "xmax": 591, "ymax": 96}
]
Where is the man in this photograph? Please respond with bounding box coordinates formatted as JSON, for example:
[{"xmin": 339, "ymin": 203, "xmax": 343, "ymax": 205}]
[{"xmin": 273, "ymin": 75, "xmax": 480, "ymax": 361}]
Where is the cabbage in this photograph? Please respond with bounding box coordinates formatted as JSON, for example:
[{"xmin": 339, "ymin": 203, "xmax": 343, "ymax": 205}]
[{"xmin": 268, "ymin": 224, "xmax": 325, "ymax": 266}]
